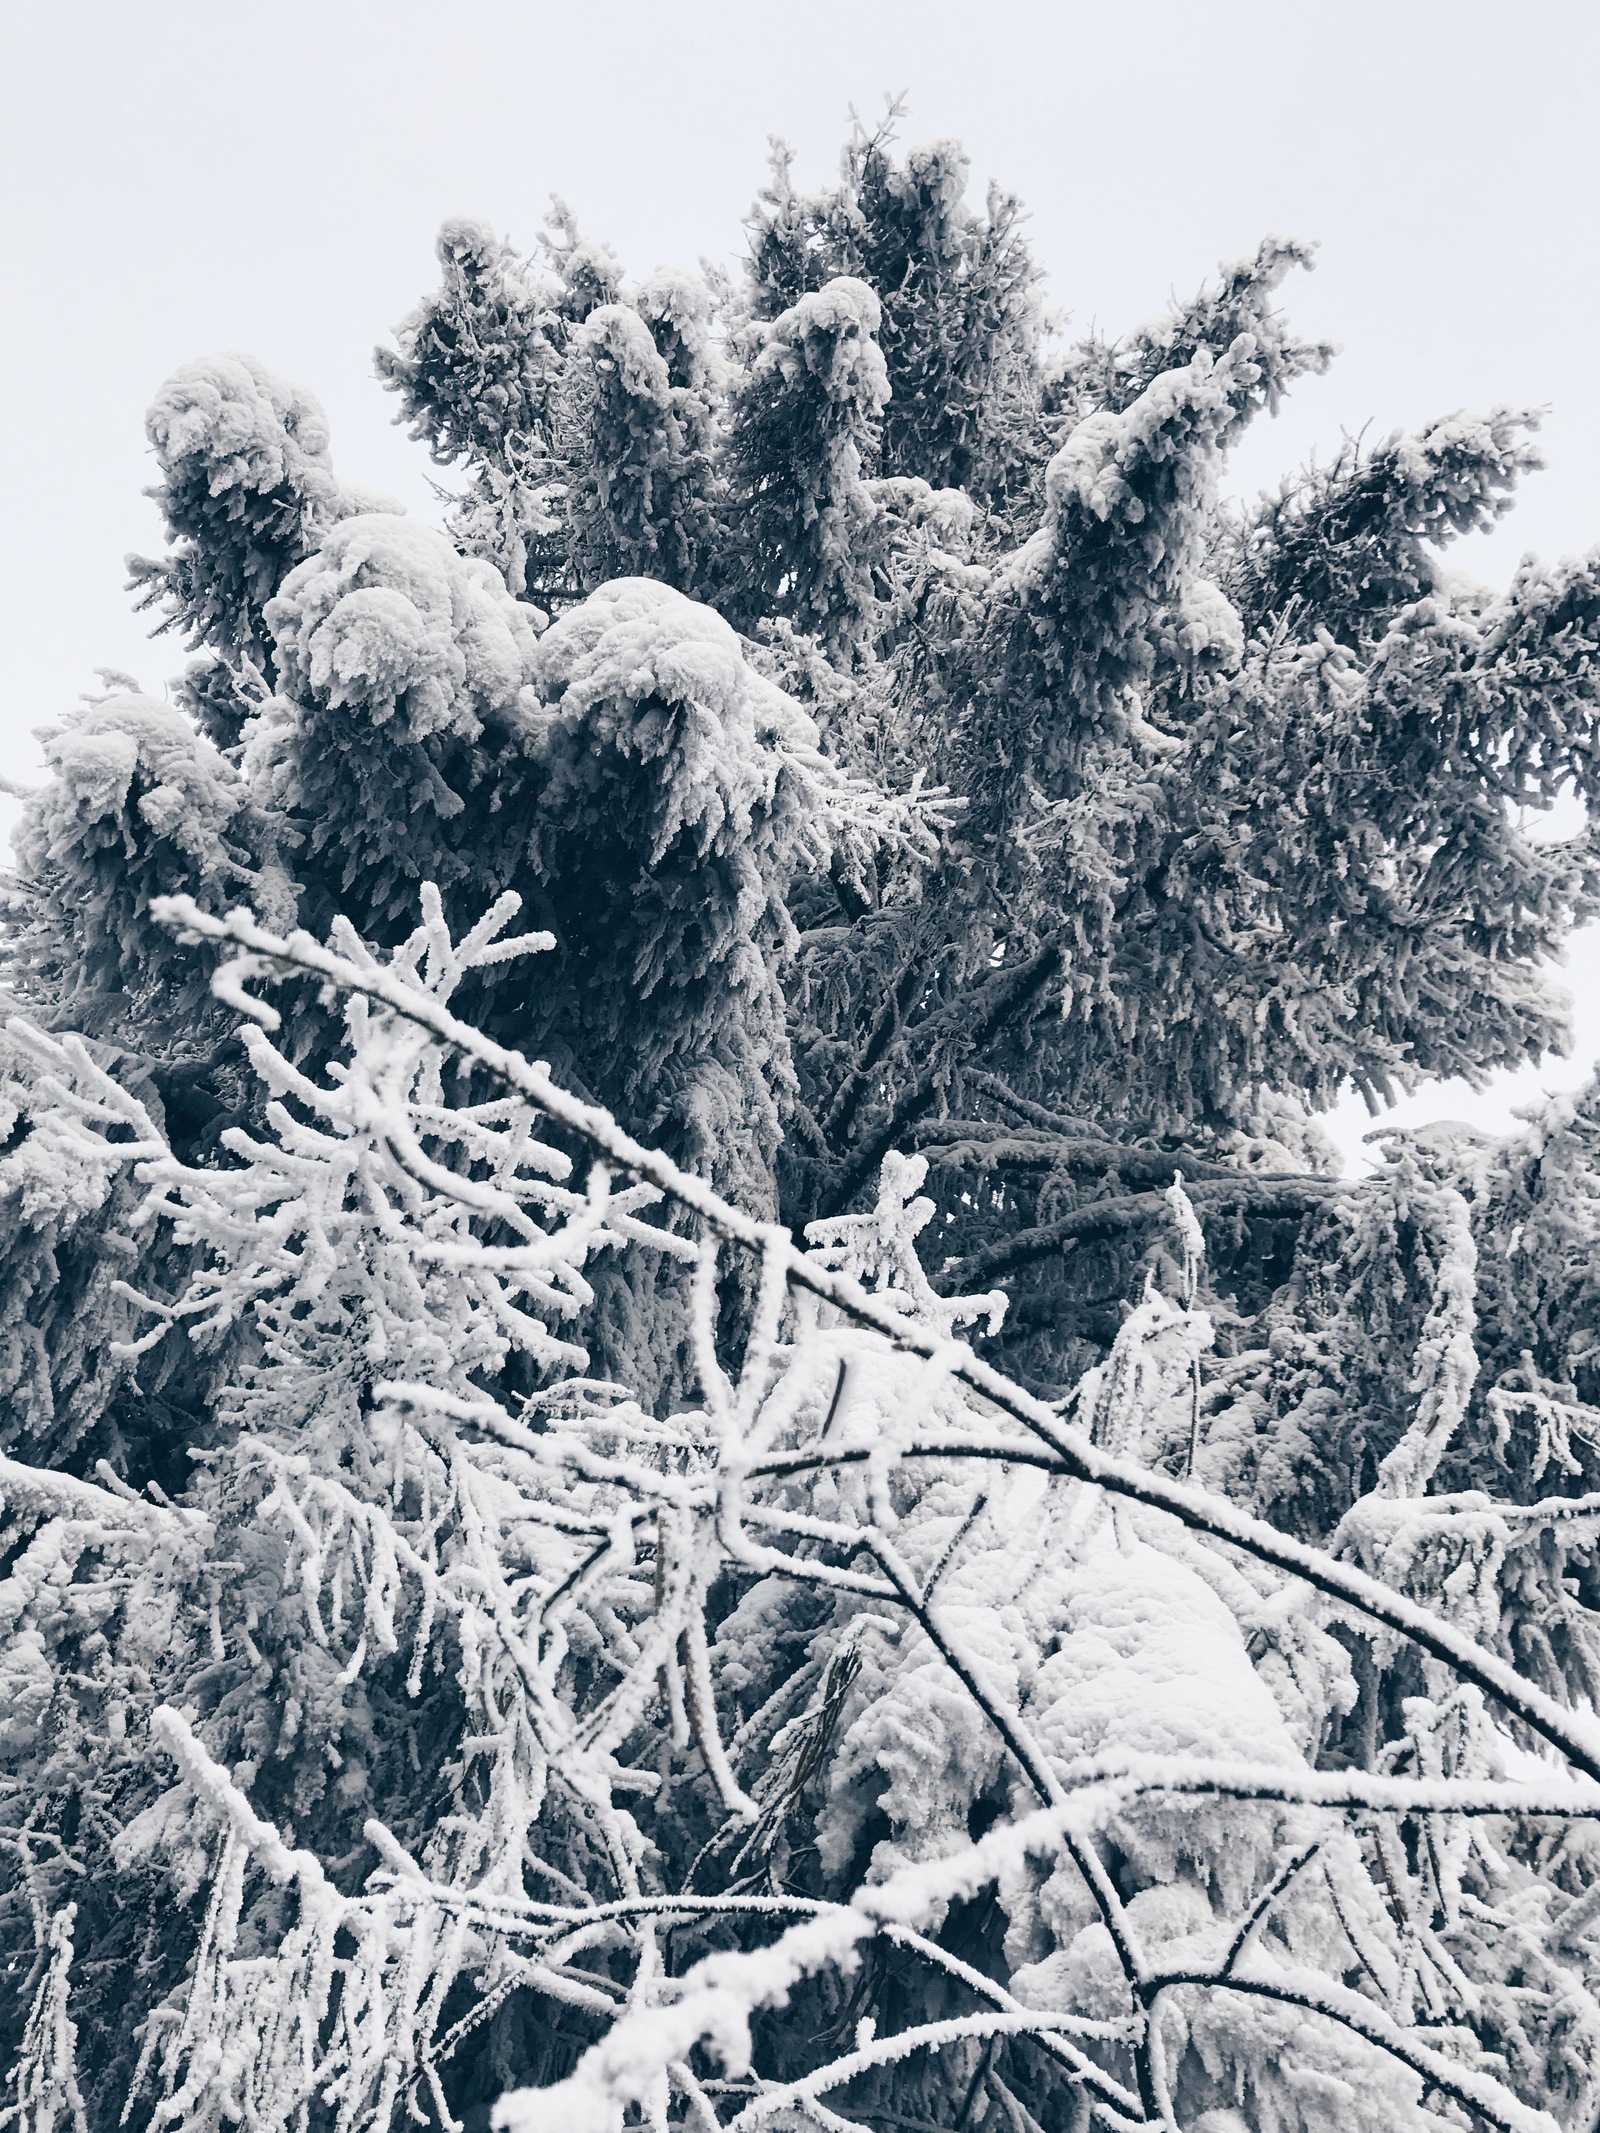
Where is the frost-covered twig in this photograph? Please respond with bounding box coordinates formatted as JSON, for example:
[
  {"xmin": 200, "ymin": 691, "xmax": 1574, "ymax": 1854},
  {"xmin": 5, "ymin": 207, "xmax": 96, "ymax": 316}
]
[
  {"xmin": 144, "ymin": 896, "xmax": 1600, "ymax": 1788},
  {"xmin": 0, "ymin": 1903, "xmax": 87, "ymax": 2133},
  {"xmin": 1144, "ymin": 1965, "xmax": 1558, "ymax": 2133},
  {"xmin": 0, "ymin": 1453, "xmax": 188, "ymax": 1537}
]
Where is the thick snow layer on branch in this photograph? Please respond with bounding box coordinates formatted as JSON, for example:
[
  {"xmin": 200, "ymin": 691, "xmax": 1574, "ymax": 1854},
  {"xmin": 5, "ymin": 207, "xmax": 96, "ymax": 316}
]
[
  {"xmin": 26, "ymin": 696, "xmax": 245, "ymax": 869},
  {"xmin": 264, "ymin": 513, "xmax": 541, "ymax": 744},
  {"xmin": 754, "ymin": 277, "xmax": 890, "ymax": 410},
  {"xmin": 146, "ymin": 354, "xmax": 340, "ymax": 517},
  {"xmin": 1001, "ymin": 335, "xmax": 1265, "ymax": 604},
  {"xmin": 530, "ymin": 577, "xmax": 818, "ymax": 809}
]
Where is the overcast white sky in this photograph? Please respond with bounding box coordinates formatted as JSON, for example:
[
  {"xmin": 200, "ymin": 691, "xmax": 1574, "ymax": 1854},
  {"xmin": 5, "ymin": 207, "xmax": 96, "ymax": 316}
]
[{"xmin": 3, "ymin": 0, "xmax": 1597, "ymax": 1169}]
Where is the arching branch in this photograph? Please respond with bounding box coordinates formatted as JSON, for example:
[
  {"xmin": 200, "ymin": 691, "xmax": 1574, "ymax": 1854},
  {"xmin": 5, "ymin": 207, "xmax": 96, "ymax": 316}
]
[
  {"xmin": 145, "ymin": 899, "xmax": 1600, "ymax": 1790},
  {"xmin": 933, "ymin": 1175, "xmax": 1342, "ymax": 1293}
]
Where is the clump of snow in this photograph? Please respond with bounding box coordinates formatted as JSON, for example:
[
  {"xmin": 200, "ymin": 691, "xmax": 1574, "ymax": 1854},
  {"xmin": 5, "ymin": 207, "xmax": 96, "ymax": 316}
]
[
  {"xmin": 264, "ymin": 514, "xmax": 542, "ymax": 744},
  {"xmin": 146, "ymin": 353, "xmax": 339, "ymax": 513},
  {"xmin": 756, "ymin": 277, "xmax": 890, "ymax": 411},
  {"xmin": 29, "ymin": 694, "xmax": 246, "ymax": 869},
  {"xmin": 529, "ymin": 575, "xmax": 821, "ymax": 864}
]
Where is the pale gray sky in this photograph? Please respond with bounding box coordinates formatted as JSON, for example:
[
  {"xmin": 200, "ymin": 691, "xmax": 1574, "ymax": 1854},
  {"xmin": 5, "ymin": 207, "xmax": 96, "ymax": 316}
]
[{"xmin": 3, "ymin": 0, "xmax": 1597, "ymax": 1168}]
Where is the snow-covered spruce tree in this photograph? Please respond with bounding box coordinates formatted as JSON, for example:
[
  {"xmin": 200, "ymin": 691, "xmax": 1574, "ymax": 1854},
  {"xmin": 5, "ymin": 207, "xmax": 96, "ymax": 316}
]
[{"xmin": 7, "ymin": 114, "xmax": 1600, "ymax": 2133}]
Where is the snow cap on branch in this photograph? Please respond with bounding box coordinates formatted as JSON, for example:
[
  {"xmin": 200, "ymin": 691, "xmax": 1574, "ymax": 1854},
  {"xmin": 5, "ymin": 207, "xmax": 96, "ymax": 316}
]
[
  {"xmin": 8, "ymin": 691, "xmax": 281, "ymax": 1038},
  {"xmin": 128, "ymin": 352, "xmax": 390, "ymax": 676},
  {"xmin": 522, "ymin": 578, "xmax": 828, "ymax": 1201},
  {"xmin": 250, "ymin": 515, "xmax": 544, "ymax": 935}
]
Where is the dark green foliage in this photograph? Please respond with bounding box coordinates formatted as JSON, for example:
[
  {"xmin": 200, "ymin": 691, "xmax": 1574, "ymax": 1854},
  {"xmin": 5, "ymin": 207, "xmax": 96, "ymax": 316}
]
[
  {"xmin": 249, "ymin": 511, "xmax": 543, "ymax": 945},
  {"xmin": 560, "ymin": 300, "xmax": 718, "ymax": 593},
  {"xmin": 375, "ymin": 217, "xmax": 564, "ymax": 470},
  {"xmin": 6, "ymin": 693, "xmax": 280, "ymax": 1045},
  {"xmin": 724, "ymin": 275, "xmax": 890, "ymax": 654},
  {"xmin": 515, "ymin": 576, "xmax": 823, "ymax": 1202},
  {"xmin": 745, "ymin": 121, "xmax": 1045, "ymax": 510},
  {"xmin": 1229, "ymin": 403, "xmax": 1544, "ymax": 642}
]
